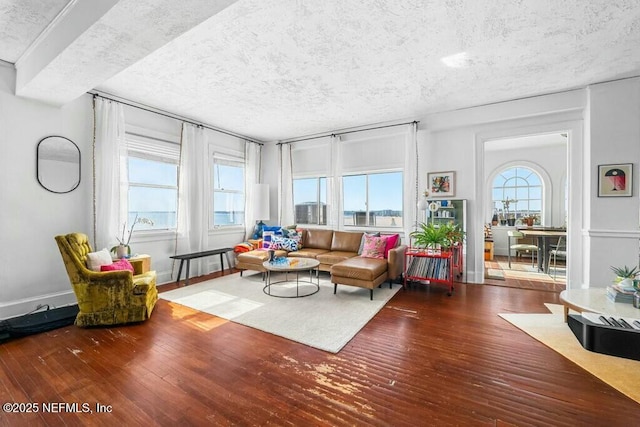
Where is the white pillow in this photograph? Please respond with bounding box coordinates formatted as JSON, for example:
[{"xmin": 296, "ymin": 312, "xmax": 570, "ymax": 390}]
[{"xmin": 86, "ymin": 248, "xmax": 113, "ymax": 271}]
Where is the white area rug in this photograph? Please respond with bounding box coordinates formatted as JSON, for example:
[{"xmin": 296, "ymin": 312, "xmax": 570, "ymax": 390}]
[
  {"xmin": 499, "ymin": 304, "xmax": 640, "ymax": 404},
  {"xmin": 160, "ymin": 271, "xmax": 401, "ymax": 353}
]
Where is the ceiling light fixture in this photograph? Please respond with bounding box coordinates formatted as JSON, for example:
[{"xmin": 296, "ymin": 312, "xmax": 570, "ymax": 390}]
[{"xmin": 441, "ymin": 52, "xmax": 470, "ymax": 68}]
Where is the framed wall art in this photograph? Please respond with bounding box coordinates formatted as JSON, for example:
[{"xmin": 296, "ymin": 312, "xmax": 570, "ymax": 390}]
[
  {"xmin": 427, "ymin": 171, "xmax": 455, "ymax": 198},
  {"xmin": 598, "ymin": 163, "xmax": 632, "ymax": 197}
]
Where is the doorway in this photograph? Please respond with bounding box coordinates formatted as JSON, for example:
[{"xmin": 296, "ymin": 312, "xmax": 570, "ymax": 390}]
[{"xmin": 482, "ymin": 133, "xmax": 568, "ymax": 290}]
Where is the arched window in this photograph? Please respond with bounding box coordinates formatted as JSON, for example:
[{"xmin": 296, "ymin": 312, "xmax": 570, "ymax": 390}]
[{"xmin": 492, "ymin": 166, "xmax": 542, "ymax": 222}]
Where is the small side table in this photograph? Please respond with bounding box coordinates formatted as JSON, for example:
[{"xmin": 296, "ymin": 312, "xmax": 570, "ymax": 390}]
[{"xmin": 129, "ymin": 254, "xmax": 151, "ymax": 275}]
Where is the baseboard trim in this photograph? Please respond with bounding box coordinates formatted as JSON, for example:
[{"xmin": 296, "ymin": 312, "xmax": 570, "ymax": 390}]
[{"xmin": 0, "ymin": 290, "xmax": 77, "ymax": 321}]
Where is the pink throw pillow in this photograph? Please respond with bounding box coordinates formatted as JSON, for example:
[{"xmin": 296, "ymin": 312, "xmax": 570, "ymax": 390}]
[
  {"xmin": 101, "ymin": 258, "xmax": 134, "ymax": 273},
  {"xmin": 361, "ymin": 235, "xmax": 386, "ymax": 259},
  {"xmin": 382, "ymin": 234, "xmax": 400, "ymax": 258}
]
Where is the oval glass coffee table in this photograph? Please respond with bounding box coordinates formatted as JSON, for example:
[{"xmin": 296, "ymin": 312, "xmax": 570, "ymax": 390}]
[{"xmin": 262, "ymin": 258, "xmax": 320, "ymax": 298}]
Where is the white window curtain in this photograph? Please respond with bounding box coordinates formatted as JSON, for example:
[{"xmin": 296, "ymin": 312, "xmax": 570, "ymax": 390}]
[
  {"xmin": 93, "ymin": 97, "xmax": 127, "ymax": 251},
  {"xmin": 327, "ymin": 134, "xmax": 343, "ymax": 228},
  {"xmin": 278, "ymin": 144, "xmax": 295, "ymax": 226},
  {"xmin": 174, "ymin": 123, "xmax": 208, "ymax": 277},
  {"xmin": 244, "ymin": 141, "xmax": 262, "ymax": 239},
  {"xmin": 403, "ymin": 122, "xmax": 419, "ymax": 242}
]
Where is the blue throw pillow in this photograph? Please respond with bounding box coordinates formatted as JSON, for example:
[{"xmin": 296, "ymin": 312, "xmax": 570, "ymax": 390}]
[{"xmin": 262, "ymin": 225, "xmax": 283, "ymax": 235}]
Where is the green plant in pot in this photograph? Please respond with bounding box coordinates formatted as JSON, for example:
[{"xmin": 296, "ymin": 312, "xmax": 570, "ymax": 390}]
[
  {"xmin": 443, "ymin": 223, "xmax": 465, "ymax": 248},
  {"xmin": 410, "ymin": 222, "xmax": 465, "ymax": 251},
  {"xmin": 610, "ymin": 265, "xmax": 639, "ymax": 290},
  {"xmin": 410, "ymin": 222, "xmax": 449, "ymax": 250},
  {"xmin": 110, "ymin": 214, "xmax": 154, "ymax": 258}
]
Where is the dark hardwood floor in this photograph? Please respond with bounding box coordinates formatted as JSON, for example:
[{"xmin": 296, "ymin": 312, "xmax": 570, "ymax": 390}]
[{"xmin": 1, "ymin": 270, "xmax": 637, "ymax": 426}]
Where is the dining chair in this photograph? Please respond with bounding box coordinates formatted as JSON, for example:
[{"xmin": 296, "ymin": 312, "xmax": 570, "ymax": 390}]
[
  {"xmin": 507, "ymin": 230, "xmax": 539, "ymax": 269},
  {"xmin": 549, "ymin": 236, "xmax": 567, "ymax": 280}
]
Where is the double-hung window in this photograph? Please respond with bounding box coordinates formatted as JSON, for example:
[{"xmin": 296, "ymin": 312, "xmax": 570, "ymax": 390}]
[
  {"xmin": 126, "ymin": 135, "xmax": 180, "ymax": 231},
  {"xmin": 293, "ymin": 177, "xmax": 327, "ymax": 225},
  {"xmin": 343, "ymin": 171, "xmax": 403, "ymax": 228},
  {"xmin": 212, "ymin": 155, "xmax": 244, "ymax": 228}
]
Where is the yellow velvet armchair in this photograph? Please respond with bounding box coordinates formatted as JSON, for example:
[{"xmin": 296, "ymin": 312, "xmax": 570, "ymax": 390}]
[{"xmin": 55, "ymin": 233, "xmax": 158, "ymax": 327}]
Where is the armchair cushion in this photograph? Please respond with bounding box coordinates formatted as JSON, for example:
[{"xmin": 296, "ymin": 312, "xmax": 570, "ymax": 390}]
[{"xmin": 86, "ymin": 248, "xmax": 112, "ymax": 271}]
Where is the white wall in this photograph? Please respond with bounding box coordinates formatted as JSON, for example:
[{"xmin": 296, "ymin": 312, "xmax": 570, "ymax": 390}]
[
  {"xmin": 583, "ymin": 78, "xmax": 640, "ymax": 288},
  {"xmin": 0, "ymin": 63, "xmax": 93, "ymax": 319}
]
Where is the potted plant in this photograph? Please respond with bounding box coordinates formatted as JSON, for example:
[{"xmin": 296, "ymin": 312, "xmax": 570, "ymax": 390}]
[
  {"xmin": 410, "ymin": 222, "xmax": 465, "ymax": 253},
  {"xmin": 501, "ymin": 198, "xmax": 517, "ymax": 226},
  {"xmin": 442, "ymin": 223, "xmax": 465, "ymax": 249},
  {"xmin": 610, "ymin": 265, "xmax": 639, "ymax": 288},
  {"xmin": 522, "ymin": 214, "xmax": 538, "ymax": 227},
  {"xmin": 410, "ymin": 222, "xmax": 449, "ymax": 251},
  {"xmin": 111, "ymin": 214, "xmax": 154, "ymax": 258}
]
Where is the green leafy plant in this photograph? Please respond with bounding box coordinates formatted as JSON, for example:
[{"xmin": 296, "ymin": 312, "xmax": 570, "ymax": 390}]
[
  {"xmin": 443, "ymin": 223, "xmax": 465, "ymax": 247},
  {"xmin": 410, "ymin": 222, "xmax": 465, "ymax": 250},
  {"xmin": 610, "ymin": 265, "xmax": 639, "ymax": 279},
  {"xmin": 410, "ymin": 222, "xmax": 448, "ymax": 249}
]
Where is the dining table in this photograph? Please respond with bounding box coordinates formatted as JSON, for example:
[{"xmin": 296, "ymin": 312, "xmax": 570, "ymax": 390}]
[{"xmin": 518, "ymin": 228, "xmax": 567, "ymax": 273}]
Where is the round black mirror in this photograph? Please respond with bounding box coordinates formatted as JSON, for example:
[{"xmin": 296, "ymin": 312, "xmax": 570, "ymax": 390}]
[{"xmin": 37, "ymin": 136, "xmax": 81, "ymax": 193}]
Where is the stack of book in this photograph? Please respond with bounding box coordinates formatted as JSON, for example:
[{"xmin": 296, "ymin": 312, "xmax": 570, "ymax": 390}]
[{"xmin": 606, "ymin": 283, "xmax": 636, "ymax": 303}]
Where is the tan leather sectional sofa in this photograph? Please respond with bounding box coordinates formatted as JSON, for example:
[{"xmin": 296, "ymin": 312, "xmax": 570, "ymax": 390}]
[{"xmin": 236, "ymin": 228, "xmax": 406, "ymax": 299}]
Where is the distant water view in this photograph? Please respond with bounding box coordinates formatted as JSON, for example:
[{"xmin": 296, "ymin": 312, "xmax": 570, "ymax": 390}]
[
  {"xmin": 129, "ymin": 211, "xmax": 243, "ymax": 230},
  {"xmin": 129, "ymin": 210, "xmax": 401, "ymax": 230}
]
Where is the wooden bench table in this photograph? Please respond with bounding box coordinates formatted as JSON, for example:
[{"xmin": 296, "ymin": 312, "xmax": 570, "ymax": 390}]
[{"xmin": 170, "ymin": 248, "xmax": 233, "ymax": 286}]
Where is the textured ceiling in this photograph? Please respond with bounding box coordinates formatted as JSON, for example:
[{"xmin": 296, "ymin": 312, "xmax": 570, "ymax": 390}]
[
  {"xmin": 2, "ymin": 0, "xmax": 640, "ymax": 141},
  {"xmin": 0, "ymin": 0, "xmax": 69, "ymax": 63}
]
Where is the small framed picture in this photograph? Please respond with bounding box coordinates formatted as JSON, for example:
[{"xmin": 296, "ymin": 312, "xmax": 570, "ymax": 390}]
[
  {"xmin": 427, "ymin": 171, "xmax": 455, "ymax": 198},
  {"xmin": 598, "ymin": 163, "xmax": 633, "ymax": 197}
]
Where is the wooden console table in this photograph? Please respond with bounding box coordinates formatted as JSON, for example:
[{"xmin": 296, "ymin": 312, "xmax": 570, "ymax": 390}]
[{"xmin": 170, "ymin": 248, "xmax": 233, "ymax": 286}]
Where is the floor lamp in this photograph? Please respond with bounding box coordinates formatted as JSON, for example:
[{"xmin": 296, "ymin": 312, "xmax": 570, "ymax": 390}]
[{"xmin": 253, "ymin": 183, "xmax": 270, "ymax": 237}]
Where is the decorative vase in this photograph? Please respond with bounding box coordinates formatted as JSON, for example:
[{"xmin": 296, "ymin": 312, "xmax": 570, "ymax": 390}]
[
  {"xmin": 116, "ymin": 244, "xmax": 128, "ymax": 259},
  {"xmin": 507, "ymin": 218, "xmax": 516, "ymax": 226}
]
